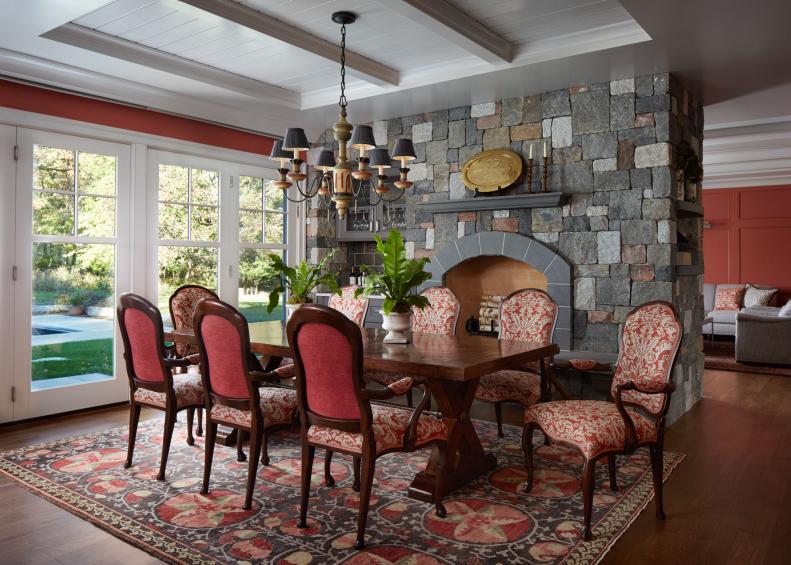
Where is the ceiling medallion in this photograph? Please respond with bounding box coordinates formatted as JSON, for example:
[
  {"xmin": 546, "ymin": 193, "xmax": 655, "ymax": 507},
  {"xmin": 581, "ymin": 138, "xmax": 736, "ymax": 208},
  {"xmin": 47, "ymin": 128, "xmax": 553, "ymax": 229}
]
[{"xmin": 271, "ymin": 11, "xmax": 415, "ymax": 219}]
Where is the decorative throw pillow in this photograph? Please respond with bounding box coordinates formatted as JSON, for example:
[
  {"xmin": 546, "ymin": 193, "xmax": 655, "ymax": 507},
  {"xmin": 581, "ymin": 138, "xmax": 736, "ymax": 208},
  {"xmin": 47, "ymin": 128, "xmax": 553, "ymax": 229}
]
[
  {"xmin": 743, "ymin": 283, "xmax": 778, "ymax": 308},
  {"xmin": 779, "ymin": 300, "xmax": 791, "ymax": 317},
  {"xmin": 714, "ymin": 286, "xmax": 745, "ymax": 310}
]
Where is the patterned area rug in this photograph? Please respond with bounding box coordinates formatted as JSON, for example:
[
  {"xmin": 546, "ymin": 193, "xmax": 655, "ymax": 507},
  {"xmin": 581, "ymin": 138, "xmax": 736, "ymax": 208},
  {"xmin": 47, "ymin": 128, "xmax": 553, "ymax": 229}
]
[
  {"xmin": 704, "ymin": 340, "xmax": 791, "ymax": 376},
  {"xmin": 0, "ymin": 417, "xmax": 683, "ymax": 564}
]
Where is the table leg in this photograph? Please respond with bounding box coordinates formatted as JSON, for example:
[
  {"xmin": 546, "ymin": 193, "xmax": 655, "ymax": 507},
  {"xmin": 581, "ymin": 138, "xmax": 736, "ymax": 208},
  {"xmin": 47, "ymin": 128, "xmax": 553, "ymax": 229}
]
[{"xmin": 407, "ymin": 378, "xmax": 497, "ymax": 503}]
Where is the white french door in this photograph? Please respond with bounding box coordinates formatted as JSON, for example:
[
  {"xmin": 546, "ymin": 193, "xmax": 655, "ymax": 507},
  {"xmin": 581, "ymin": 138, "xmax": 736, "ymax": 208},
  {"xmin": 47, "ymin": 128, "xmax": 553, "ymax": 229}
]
[
  {"xmin": 11, "ymin": 129, "xmax": 132, "ymax": 420},
  {"xmin": 0, "ymin": 125, "xmax": 16, "ymax": 423}
]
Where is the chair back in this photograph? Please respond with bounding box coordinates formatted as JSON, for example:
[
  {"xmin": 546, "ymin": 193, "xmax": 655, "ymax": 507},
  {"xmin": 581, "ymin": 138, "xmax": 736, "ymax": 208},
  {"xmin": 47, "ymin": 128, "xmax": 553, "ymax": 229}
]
[
  {"xmin": 498, "ymin": 288, "xmax": 558, "ymax": 343},
  {"xmin": 117, "ymin": 293, "xmax": 170, "ymax": 390},
  {"xmin": 287, "ymin": 304, "xmax": 370, "ymax": 433},
  {"xmin": 412, "ymin": 286, "xmax": 460, "ymax": 336},
  {"xmin": 328, "ymin": 285, "xmax": 369, "ymax": 327},
  {"xmin": 169, "ymin": 285, "xmax": 218, "ymax": 357},
  {"xmin": 193, "ymin": 299, "xmax": 258, "ymax": 409},
  {"xmin": 611, "ymin": 301, "xmax": 682, "ymax": 416}
]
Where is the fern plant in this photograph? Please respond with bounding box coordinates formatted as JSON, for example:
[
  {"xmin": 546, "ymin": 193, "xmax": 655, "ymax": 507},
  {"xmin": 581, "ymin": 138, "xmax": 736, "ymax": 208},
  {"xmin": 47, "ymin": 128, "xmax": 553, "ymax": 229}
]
[
  {"xmin": 355, "ymin": 229, "xmax": 432, "ymax": 315},
  {"xmin": 266, "ymin": 251, "xmax": 341, "ymax": 313}
]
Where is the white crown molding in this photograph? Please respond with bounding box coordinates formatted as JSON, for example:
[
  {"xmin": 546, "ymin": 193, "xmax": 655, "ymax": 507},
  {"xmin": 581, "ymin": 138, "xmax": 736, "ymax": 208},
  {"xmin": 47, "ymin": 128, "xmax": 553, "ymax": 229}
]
[
  {"xmin": 42, "ymin": 23, "xmax": 299, "ymax": 108},
  {"xmin": 703, "ymin": 119, "xmax": 791, "ymax": 188}
]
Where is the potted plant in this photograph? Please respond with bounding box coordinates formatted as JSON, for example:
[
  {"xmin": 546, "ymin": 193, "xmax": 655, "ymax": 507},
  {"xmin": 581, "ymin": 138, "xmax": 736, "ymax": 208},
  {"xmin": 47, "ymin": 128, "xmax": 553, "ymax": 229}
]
[
  {"xmin": 266, "ymin": 251, "xmax": 341, "ymax": 319},
  {"xmin": 58, "ymin": 287, "xmax": 104, "ymax": 316},
  {"xmin": 356, "ymin": 229, "xmax": 432, "ymax": 343}
]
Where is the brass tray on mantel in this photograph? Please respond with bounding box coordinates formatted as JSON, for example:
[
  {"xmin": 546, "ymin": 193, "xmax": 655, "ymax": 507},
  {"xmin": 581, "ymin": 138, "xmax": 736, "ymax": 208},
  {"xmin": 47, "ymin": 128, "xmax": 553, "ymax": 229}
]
[{"xmin": 461, "ymin": 148, "xmax": 523, "ymax": 193}]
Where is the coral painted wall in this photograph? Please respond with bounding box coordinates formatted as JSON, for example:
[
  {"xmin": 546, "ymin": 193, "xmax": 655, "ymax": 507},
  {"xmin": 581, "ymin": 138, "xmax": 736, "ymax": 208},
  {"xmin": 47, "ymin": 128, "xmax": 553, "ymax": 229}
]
[
  {"xmin": 703, "ymin": 185, "xmax": 791, "ymax": 298},
  {"xmin": 0, "ymin": 79, "xmax": 274, "ymax": 155}
]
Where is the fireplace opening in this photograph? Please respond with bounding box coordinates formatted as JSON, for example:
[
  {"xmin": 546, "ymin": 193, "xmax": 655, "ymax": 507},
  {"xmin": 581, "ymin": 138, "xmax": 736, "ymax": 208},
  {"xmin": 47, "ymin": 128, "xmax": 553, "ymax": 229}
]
[{"xmin": 444, "ymin": 256, "xmax": 548, "ymax": 336}]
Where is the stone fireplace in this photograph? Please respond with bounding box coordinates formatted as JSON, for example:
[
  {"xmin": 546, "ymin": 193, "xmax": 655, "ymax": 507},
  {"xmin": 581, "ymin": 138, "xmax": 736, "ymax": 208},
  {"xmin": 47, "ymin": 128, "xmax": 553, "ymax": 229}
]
[
  {"xmin": 307, "ymin": 72, "xmax": 705, "ymax": 423},
  {"xmin": 425, "ymin": 232, "xmax": 571, "ymax": 349}
]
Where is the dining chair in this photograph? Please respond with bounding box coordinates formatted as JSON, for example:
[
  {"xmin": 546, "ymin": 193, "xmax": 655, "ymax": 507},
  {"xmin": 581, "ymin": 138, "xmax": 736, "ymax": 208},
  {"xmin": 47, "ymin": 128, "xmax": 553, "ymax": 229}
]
[
  {"xmin": 117, "ymin": 293, "xmax": 204, "ymax": 480},
  {"xmin": 523, "ymin": 301, "xmax": 683, "ymax": 540},
  {"xmin": 168, "ymin": 284, "xmax": 219, "ymax": 437},
  {"xmin": 474, "ymin": 288, "xmax": 563, "ymax": 437},
  {"xmin": 288, "ymin": 304, "xmax": 448, "ymax": 549},
  {"xmin": 194, "ymin": 299, "xmax": 298, "ymax": 510},
  {"xmin": 274, "ymin": 285, "xmax": 368, "ymax": 381},
  {"xmin": 364, "ymin": 286, "xmax": 461, "ymax": 406}
]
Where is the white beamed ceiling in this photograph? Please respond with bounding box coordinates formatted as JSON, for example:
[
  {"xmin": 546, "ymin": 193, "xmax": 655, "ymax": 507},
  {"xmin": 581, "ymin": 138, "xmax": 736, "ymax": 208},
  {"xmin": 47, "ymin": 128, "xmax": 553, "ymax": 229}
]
[{"xmin": 0, "ymin": 0, "xmax": 650, "ymax": 138}]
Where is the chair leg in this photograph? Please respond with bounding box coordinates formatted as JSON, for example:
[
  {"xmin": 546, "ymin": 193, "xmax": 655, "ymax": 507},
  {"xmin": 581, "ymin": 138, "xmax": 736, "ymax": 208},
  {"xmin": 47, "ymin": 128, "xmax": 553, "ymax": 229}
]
[
  {"xmin": 157, "ymin": 408, "xmax": 177, "ymax": 481},
  {"xmin": 650, "ymin": 443, "xmax": 666, "ymax": 520},
  {"xmin": 354, "ymin": 451, "xmax": 376, "ymax": 550},
  {"xmin": 124, "ymin": 403, "xmax": 141, "ymax": 468},
  {"xmin": 406, "ymin": 388, "xmax": 413, "ymax": 408},
  {"xmin": 522, "ymin": 424, "xmax": 536, "ymax": 493},
  {"xmin": 494, "ymin": 402, "xmax": 504, "ymax": 438},
  {"xmin": 607, "ymin": 454, "xmax": 619, "ymax": 491},
  {"xmin": 352, "ymin": 456, "xmax": 361, "ymax": 492},
  {"xmin": 244, "ymin": 423, "xmax": 263, "ymax": 510},
  {"xmin": 196, "ymin": 408, "xmax": 203, "ymax": 437},
  {"xmin": 581, "ymin": 460, "xmax": 595, "ymax": 541},
  {"xmin": 236, "ymin": 431, "xmax": 247, "ymax": 462},
  {"xmin": 433, "ymin": 447, "xmax": 448, "ymax": 518},
  {"xmin": 260, "ymin": 430, "xmax": 270, "ymax": 466},
  {"xmin": 297, "ymin": 444, "xmax": 315, "ymax": 528},
  {"xmin": 324, "ymin": 450, "xmax": 335, "ymax": 486},
  {"xmin": 186, "ymin": 408, "xmax": 195, "ymax": 446},
  {"xmin": 201, "ymin": 421, "xmax": 218, "ymax": 495}
]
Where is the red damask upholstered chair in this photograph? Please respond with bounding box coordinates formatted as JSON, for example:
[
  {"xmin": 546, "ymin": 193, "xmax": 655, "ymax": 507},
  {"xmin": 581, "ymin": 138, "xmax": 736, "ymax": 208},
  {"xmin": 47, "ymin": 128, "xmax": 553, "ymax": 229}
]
[
  {"xmin": 364, "ymin": 286, "xmax": 460, "ymax": 406},
  {"xmin": 329, "ymin": 285, "xmax": 369, "ymax": 327},
  {"xmin": 274, "ymin": 285, "xmax": 368, "ymax": 381},
  {"xmin": 117, "ymin": 293, "xmax": 204, "ymax": 480},
  {"xmin": 194, "ymin": 299, "xmax": 298, "ymax": 510},
  {"xmin": 168, "ymin": 284, "xmax": 219, "ymax": 435},
  {"xmin": 474, "ymin": 288, "xmax": 561, "ymax": 437},
  {"xmin": 288, "ymin": 304, "xmax": 448, "ymax": 549},
  {"xmin": 523, "ymin": 301, "xmax": 683, "ymax": 540}
]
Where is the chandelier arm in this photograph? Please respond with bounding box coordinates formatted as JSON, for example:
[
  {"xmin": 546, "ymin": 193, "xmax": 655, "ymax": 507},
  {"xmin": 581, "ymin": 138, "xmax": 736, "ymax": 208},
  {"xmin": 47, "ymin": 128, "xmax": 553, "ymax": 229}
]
[{"xmin": 293, "ymin": 174, "xmax": 322, "ymax": 199}]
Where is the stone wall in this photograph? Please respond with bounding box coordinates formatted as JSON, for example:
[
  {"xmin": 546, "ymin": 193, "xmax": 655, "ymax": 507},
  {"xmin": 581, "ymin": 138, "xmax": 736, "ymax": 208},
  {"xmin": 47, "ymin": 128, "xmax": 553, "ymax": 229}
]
[{"xmin": 306, "ymin": 73, "xmax": 704, "ymax": 423}]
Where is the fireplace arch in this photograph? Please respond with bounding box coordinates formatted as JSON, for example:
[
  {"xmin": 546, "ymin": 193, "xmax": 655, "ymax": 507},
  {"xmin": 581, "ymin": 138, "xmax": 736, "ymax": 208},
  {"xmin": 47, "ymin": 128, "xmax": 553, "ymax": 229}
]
[{"xmin": 422, "ymin": 232, "xmax": 572, "ymax": 349}]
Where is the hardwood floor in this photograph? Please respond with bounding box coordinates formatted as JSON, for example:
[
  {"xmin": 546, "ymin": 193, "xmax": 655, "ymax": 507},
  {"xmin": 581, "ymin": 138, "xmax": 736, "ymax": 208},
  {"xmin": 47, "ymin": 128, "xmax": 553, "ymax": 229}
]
[{"xmin": 1, "ymin": 370, "xmax": 789, "ymax": 564}]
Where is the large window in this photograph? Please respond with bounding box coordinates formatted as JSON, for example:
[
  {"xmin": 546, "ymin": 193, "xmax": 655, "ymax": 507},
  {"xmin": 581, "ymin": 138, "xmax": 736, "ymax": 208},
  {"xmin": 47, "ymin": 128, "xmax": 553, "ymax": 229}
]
[
  {"xmin": 150, "ymin": 153, "xmax": 298, "ymax": 326},
  {"xmin": 238, "ymin": 175, "xmax": 287, "ymax": 323},
  {"xmin": 156, "ymin": 163, "xmax": 220, "ymax": 321}
]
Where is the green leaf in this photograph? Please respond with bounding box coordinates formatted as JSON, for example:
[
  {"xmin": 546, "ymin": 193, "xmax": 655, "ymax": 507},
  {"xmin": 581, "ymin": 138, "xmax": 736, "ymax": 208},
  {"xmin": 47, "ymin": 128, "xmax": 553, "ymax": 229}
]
[{"xmin": 266, "ymin": 286, "xmax": 283, "ymax": 313}]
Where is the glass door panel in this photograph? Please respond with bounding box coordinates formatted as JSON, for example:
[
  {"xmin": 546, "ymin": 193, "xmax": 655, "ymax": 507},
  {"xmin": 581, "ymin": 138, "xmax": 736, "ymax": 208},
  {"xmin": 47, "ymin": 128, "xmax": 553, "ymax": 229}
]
[{"xmin": 14, "ymin": 130, "xmax": 130, "ymax": 419}]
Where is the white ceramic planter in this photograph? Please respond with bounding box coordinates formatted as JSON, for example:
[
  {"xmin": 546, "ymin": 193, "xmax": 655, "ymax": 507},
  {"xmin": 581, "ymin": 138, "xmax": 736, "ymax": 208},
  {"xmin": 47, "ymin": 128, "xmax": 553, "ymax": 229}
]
[
  {"xmin": 286, "ymin": 302, "xmax": 305, "ymax": 320},
  {"xmin": 380, "ymin": 310, "xmax": 411, "ymax": 344}
]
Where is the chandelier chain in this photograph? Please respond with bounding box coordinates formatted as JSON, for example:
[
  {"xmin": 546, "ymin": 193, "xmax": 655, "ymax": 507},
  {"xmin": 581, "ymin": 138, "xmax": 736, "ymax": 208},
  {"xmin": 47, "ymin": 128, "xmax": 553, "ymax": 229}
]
[{"xmin": 338, "ymin": 23, "xmax": 348, "ymax": 109}]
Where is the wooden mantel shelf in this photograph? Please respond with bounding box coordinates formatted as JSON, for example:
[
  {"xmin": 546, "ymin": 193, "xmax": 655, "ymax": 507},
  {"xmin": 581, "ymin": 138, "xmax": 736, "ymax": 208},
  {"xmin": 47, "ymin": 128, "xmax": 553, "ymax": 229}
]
[{"xmin": 416, "ymin": 192, "xmax": 564, "ymax": 213}]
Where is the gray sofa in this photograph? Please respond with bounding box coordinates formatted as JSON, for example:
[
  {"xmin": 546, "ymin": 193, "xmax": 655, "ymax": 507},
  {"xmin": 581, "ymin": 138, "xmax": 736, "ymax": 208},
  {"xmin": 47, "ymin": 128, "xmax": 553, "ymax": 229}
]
[
  {"xmin": 736, "ymin": 305, "xmax": 791, "ymax": 365},
  {"xmin": 703, "ymin": 283, "xmax": 746, "ymax": 336}
]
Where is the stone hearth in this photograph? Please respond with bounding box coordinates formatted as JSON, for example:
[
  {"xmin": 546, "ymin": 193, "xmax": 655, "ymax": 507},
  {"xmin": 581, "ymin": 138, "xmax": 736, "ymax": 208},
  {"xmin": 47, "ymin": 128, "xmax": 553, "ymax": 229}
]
[{"xmin": 307, "ymin": 72, "xmax": 705, "ymax": 423}]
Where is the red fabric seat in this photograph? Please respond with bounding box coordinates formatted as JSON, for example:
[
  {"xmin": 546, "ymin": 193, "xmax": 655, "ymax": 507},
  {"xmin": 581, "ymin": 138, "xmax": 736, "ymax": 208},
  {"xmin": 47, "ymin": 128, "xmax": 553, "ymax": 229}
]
[
  {"xmin": 525, "ymin": 400, "xmax": 657, "ymax": 459},
  {"xmin": 476, "ymin": 369, "xmax": 541, "ymax": 407},
  {"xmin": 210, "ymin": 387, "xmax": 297, "ymax": 428},
  {"xmin": 133, "ymin": 373, "xmax": 203, "ymax": 409},
  {"xmin": 307, "ymin": 403, "xmax": 447, "ymax": 455}
]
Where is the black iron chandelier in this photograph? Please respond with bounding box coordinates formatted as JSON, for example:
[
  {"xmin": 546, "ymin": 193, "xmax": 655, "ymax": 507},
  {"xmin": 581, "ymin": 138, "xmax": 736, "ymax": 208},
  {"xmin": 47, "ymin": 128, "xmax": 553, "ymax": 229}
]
[{"xmin": 269, "ymin": 11, "xmax": 416, "ymax": 219}]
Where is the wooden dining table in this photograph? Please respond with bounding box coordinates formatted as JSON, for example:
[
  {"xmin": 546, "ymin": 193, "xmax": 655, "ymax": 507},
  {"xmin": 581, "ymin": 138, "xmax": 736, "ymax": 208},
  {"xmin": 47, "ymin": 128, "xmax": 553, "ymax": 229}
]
[{"xmin": 165, "ymin": 321, "xmax": 559, "ymax": 503}]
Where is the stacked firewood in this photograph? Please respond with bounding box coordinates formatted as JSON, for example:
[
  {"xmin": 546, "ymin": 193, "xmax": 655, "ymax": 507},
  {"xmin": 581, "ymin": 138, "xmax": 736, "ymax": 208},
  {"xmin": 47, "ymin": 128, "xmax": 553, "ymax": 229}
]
[{"xmin": 478, "ymin": 294, "xmax": 503, "ymax": 333}]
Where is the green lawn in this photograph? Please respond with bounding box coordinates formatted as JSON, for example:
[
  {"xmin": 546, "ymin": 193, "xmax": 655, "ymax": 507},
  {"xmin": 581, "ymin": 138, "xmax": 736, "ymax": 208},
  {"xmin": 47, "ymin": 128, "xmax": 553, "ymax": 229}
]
[
  {"xmin": 32, "ymin": 338, "xmax": 113, "ymax": 381},
  {"xmin": 157, "ymin": 292, "xmax": 284, "ymax": 325}
]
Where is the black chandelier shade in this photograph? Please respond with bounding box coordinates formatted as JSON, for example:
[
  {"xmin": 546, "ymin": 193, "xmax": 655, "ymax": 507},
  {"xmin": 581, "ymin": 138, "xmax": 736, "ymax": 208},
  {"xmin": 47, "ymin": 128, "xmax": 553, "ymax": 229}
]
[
  {"xmin": 392, "ymin": 138, "xmax": 417, "ymax": 161},
  {"xmin": 315, "ymin": 149, "xmax": 336, "ymax": 170},
  {"xmin": 369, "ymin": 148, "xmax": 392, "ymax": 168},
  {"xmin": 349, "ymin": 124, "xmax": 376, "ymax": 150},
  {"xmin": 282, "ymin": 127, "xmax": 310, "ymax": 152},
  {"xmin": 270, "ymin": 139, "xmax": 290, "ymax": 160}
]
